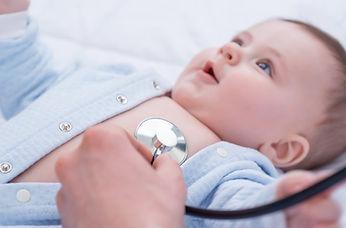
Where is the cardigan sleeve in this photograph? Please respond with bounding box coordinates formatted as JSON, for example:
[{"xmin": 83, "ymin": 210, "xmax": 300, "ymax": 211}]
[
  {"xmin": 0, "ymin": 15, "xmax": 62, "ymax": 119},
  {"xmin": 183, "ymin": 142, "xmax": 287, "ymax": 227}
]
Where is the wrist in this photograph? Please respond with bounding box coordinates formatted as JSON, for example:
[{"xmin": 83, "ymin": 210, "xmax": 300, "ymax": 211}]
[{"xmin": 0, "ymin": 0, "xmax": 30, "ymax": 15}]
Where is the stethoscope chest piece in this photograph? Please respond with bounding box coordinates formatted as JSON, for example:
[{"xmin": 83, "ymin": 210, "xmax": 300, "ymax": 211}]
[{"xmin": 135, "ymin": 118, "xmax": 188, "ymax": 165}]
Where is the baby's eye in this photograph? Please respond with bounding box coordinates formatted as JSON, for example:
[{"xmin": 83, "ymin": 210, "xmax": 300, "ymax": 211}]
[
  {"xmin": 257, "ymin": 61, "xmax": 272, "ymax": 76},
  {"xmin": 232, "ymin": 39, "xmax": 243, "ymax": 46}
]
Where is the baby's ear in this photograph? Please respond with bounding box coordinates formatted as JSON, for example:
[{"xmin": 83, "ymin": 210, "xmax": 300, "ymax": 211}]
[{"xmin": 258, "ymin": 134, "xmax": 310, "ymax": 168}]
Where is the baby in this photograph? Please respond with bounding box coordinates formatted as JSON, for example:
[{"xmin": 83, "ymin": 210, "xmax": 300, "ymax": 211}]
[{"xmin": 0, "ymin": 0, "xmax": 345, "ymax": 227}]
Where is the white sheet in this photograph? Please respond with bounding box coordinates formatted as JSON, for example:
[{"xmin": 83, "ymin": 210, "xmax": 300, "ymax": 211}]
[{"xmin": 1, "ymin": 0, "xmax": 346, "ymax": 225}]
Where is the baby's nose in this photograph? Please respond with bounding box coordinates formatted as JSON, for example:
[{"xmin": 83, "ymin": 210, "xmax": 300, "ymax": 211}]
[{"xmin": 219, "ymin": 43, "xmax": 241, "ymax": 65}]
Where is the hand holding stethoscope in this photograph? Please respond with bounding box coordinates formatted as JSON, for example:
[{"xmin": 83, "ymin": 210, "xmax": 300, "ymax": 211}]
[{"xmin": 56, "ymin": 122, "xmax": 343, "ymax": 227}]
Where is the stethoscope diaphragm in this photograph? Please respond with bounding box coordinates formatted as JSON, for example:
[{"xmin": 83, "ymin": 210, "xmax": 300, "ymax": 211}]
[{"xmin": 134, "ymin": 118, "xmax": 188, "ymax": 165}]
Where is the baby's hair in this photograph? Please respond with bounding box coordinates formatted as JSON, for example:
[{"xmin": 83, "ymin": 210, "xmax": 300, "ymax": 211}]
[{"xmin": 282, "ymin": 19, "xmax": 346, "ymax": 169}]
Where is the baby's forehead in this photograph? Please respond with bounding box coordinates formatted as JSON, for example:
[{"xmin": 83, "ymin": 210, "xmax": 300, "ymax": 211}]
[
  {"xmin": 246, "ymin": 20, "xmax": 304, "ymax": 35},
  {"xmin": 233, "ymin": 20, "xmax": 303, "ymax": 47},
  {"xmin": 243, "ymin": 20, "xmax": 332, "ymax": 59}
]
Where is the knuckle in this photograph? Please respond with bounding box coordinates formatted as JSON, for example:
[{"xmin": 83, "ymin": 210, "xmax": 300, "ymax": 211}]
[
  {"xmin": 83, "ymin": 125, "xmax": 128, "ymax": 147},
  {"xmin": 82, "ymin": 125, "xmax": 133, "ymax": 160},
  {"xmin": 83, "ymin": 125, "xmax": 107, "ymax": 144}
]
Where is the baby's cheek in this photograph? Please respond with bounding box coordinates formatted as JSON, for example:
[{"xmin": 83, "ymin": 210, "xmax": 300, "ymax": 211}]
[{"xmin": 235, "ymin": 100, "xmax": 286, "ymax": 141}]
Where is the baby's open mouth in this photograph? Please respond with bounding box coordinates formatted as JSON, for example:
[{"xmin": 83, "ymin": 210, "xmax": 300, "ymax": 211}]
[{"xmin": 203, "ymin": 61, "xmax": 218, "ymax": 83}]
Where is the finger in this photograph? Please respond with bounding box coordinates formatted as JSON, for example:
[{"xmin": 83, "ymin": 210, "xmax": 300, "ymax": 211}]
[
  {"xmin": 277, "ymin": 170, "xmax": 335, "ymax": 199},
  {"xmin": 153, "ymin": 154, "xmax": 187, "ymax": 201},
  {"xmin": 55, "ymin": 152, "xmax": 76, "ymax": 185},
  {"xmin": 125, "ymin": 130, "xmax": 154, "ymax": 164},
  {"xmin": 277, "ymin": 171, "xmax": 316, "ymax": 199},
  {"xmin": 153, "ymin": 154, "xmax": 184, "ymax": 181},
  {"xmin": 55, "ymin": 188, "xmax": 72, "ymax": 226},
  {"xmin": 80, "ymin": 125, "xmax": 141, "ymax": 167},
  {"xmin": 55, "ymin": 188, "xmax": 64, "ymax": 210},
  {"xmin": 311, "ymin": 171, "xmax": 343, "ymax": 196},
  {"xmin": 314, "ymin": 222, "xmax": 341, "ymax": 228},
  {"xmin": 84, "ymin": 124, "xmax": 154, "ymax": 164},
  {"xmin": 301, "ymin": 197, "xmax": 342, "ymax": 222},
  {"xmin": 80, "ymin": 125, "xmax": 125, "ymax": 157}
]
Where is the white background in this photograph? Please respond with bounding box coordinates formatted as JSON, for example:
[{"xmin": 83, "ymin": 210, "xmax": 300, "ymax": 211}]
[{"xmin": 1, "ymin": 0, "xmax": 346, "ymax": 225}]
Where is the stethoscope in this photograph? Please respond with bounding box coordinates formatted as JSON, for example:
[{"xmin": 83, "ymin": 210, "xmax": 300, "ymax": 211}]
[{"xmin": 135, "ymin": 118, "xmax": 346, "ymax": 220}]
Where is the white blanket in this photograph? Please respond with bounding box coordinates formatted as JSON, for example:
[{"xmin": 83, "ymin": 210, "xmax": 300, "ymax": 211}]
[{"xmin": 1, "ymin": 0, "xmax": 346, "ymax": 225}]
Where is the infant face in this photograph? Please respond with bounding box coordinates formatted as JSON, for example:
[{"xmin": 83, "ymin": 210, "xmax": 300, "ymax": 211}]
[{"xmin": 172, "ymin": 20, "xmax": 334, "ymax": 149}]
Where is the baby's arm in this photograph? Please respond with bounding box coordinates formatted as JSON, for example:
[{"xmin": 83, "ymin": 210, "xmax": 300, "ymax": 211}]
[{"xmin": 0, "ymin": 0, "xmax": 63, "ymax": 119}]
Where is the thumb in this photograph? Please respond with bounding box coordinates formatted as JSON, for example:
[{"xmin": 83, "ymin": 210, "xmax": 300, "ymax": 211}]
[
  {"xmin": 153, "ymin": 154, "xmax": 182, "ymax": 175},
  {"xmin": 153, "ymin": 154, "xmax": 187, "ymax": 202},
  {"xmin": 153, "ymin": 154, "xmax": 185, "ymax": 183}
]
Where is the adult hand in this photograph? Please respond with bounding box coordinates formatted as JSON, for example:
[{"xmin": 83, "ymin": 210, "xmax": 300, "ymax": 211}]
[
  {"xmin": 0, "ymin": 0, "xmax": 30, "ymax": 14},
  {"xmin": 55, "ymin": 124, "xmax": 186, "ymax": 228},
  {"xmin": 277, "ymin": 170, "xmax": 342, "ymax": 228}
]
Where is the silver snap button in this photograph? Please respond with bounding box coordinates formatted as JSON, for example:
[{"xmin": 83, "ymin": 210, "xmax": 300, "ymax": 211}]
[
  {"xmin": 16, "ymin": 189, "xmax": 31, "ymax": 203},
  {"xmin": 0, "ymin": 162, "xmax": 12, "ymax": 174},
  {"xmin": 116, "ymin": 95, "xmax": 128, "ymax": 104},
  {"xmin": 59, "ymin": 122, "xmax": 72, "ymax": 132},
  {"xmin": 216, "ymin": 147, "xmax": 228, "ymax": 158},
  {"xmin": 152, "ymin": 81, "xmax": 160, "ymax": 90}
]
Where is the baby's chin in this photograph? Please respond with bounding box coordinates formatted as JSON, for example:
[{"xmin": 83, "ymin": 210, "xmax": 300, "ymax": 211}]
[
  {"xmin": 170, "ymin": 85, "xmax": 182, "ymax": 103},
  {"xmin": 171, "ymin": 82, "xmax": 195, "ymax": 110}
]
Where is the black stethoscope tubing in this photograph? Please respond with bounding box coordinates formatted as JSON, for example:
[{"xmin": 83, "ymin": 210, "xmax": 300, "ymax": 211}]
[{"xmin": 185, "ymin": 166, "xmax": 346, "ymax": 219}]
